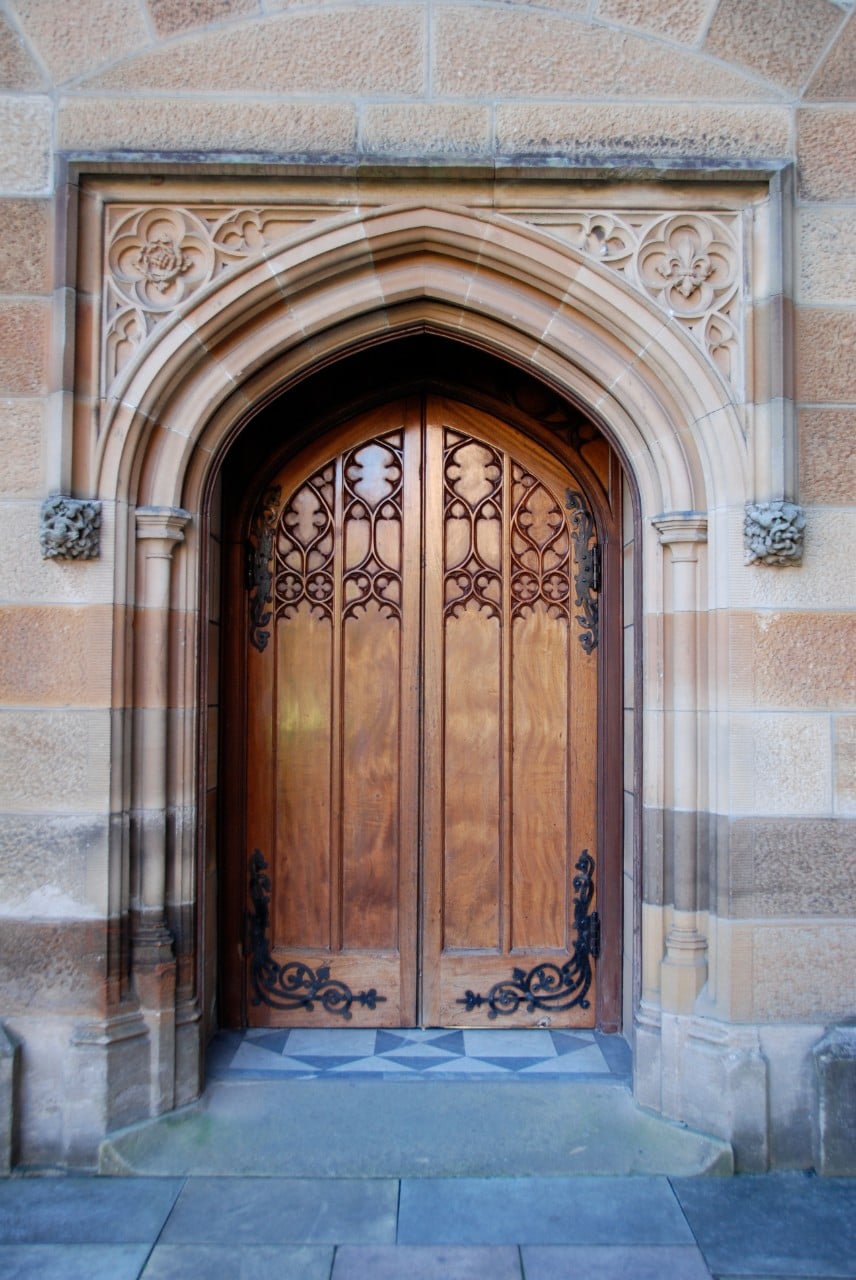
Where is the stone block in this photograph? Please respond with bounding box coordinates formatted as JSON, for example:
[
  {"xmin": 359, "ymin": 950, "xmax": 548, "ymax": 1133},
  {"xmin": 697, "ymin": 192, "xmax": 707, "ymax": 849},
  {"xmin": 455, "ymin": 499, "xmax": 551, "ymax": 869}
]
[
  {"xmin": 724, "ymin": 817, "xmax": 856, "ymax": 918},
  {"xmin": 13, "ymin": 0, "xmax": 149, "ymax": 85},
  {"xmin": 760, "ymin": 1024, "xmax": 821, "ymax": 1168},
  {"xmin": 806, "ymin": 13, "xmax": 856, "ymax": 102},
  {"xmin": 813, "ymin": 1022, "xmax": 856, "ymax": 1175},
  {"xmin": 0, "ymin": 917, "xmax": 114, "ymax": 1017},
  {"xmin": 0, "ymin": 1021, "xmax": 19, "ymax": 1172},
  {"xmin": 752, "ymin": 923, "xmax": 856, "ymax": 1022},
  {"xmin": 797, "ymin": 307, "xmax": 856, "ymax": 403},
  {"xmin": 0, "ymin": 708, "xmax": 112, "ymax": 813},
  {"xmin": 800, "ymin": 409, "xmax": 856, "ymax": 506},
  {"xmin": 798, "ymin": 108, "xmax": 856, "ymax": 201},
  {"xmin": 361, "ymin": 104, "xmax": 491, "ymax": 157},
  {"xmin": 750, "ymin": 611, "xmax": 856, "ymax": 711},
  {"xmin": 58, "ymin": 97, "xmax": 356, "ymax": 154},
  {"xmin": 594, "ymin": 0, "xmax": 710, "ymax": 45},
  {"xmin": 0, "ymin": 604, "xmax": 113, "ymax": 706},
  {"xmin": 0, "ymin": 96, "xmax": 51, "ymax": 196},
  {"xmin": 79, "ymin": 8, "xmax": 425, "ymax": 94},
  {"xmin": 0, "ymin": 300, "xmax": 49, "ymax": 394},
  {"xmin": 704, "ymin": 0, "xmax": 843, "ymax": 93},
  {"xmin": 729, "ymin": 712, "xmax": 832, "ymax": 817},
  {"xmin": 495, "ymin": 103, "xmax": 790, "ymax": 162},
  {"xmin": 0, "ymin": 499, "xmax": 116, "ymax": 606},
  {"xmin": 0, "ymin": 397, "xmax": 44, "ymax": 497},
  {"xmin": 0, "ymin": 12, "xmax": 47, "ymax": 89},
  {"xmin": 0, "ymin": 812, "xmax": 111, "ymax": 919},
  {"xmin": 797, "ymin": 208, "xmax": 856, "ymax": 305},
  {"xmin": 436, "ymin": 8, "xmax": 779, "ymax": 101},
  {"xmin": 148, "ymin": 0, "xmax": 260, "ymax": 39},
  {"xmin": 0, "ymin": 199, "xmax": 51, "ymax": 294},
  {"xmin": 835, "ymin": 717, "xmax": 856, "ymax": 816}
]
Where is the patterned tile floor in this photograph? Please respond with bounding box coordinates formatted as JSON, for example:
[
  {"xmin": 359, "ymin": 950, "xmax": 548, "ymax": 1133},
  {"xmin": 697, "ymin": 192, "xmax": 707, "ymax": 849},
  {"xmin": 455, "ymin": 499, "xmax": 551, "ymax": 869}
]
[{"xmin": 207, "ymin": 1026, "xmax": 632, "ymax": 1082}]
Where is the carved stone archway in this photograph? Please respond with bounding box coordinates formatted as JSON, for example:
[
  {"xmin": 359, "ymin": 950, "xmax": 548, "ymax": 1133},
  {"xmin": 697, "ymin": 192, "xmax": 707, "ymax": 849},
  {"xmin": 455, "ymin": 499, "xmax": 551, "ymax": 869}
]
[{"xmin": 68, "ymin": 188, "xmax": 765, "ymax": 1152}]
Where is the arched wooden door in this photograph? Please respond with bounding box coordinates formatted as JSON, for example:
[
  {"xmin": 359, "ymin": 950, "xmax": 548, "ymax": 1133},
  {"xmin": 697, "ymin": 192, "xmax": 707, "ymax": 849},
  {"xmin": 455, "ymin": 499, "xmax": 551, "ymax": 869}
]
[{"xmin": 224, "ymin": 396, "xmax": 609, "ymax": 1028}]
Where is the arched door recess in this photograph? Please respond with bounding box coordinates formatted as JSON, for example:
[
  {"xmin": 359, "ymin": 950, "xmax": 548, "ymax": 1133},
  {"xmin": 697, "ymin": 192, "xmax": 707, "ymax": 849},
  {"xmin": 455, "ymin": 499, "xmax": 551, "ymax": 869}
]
[{"xmin": 219, "ymin": 358, "xmax": 623, "ymax": 1031}]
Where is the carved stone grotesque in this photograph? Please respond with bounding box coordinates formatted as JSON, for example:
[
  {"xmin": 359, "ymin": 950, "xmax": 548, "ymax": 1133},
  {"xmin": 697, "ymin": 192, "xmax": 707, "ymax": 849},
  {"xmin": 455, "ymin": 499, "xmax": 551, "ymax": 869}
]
[
  {"xmin": 744, "ymin": 501, "xmax": 806, "ymax": 566},
  {"xmin": 40, "ymin": 496, "xmax": 102, "ymax": 560}
]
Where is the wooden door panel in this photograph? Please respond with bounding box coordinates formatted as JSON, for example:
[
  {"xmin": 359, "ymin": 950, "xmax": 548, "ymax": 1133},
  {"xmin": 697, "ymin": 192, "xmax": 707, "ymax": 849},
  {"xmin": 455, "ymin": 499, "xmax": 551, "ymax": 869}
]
[
  {"xmin": 422, "ymin": 399, "xmax": 600, "ymax": 1029},
  {"xmin": 241, "ymin": 395, "xmax": 602, "ymax": 1029},
  {"xmin": 244, "ymin": 403, "xmax": 420, "ymax": 1027}
]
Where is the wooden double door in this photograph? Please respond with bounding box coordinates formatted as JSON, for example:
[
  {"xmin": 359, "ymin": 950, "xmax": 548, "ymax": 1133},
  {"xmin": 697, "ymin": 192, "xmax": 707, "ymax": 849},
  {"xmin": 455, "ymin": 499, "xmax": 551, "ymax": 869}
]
[{"xmin": 229, "ymin": 396, "xmax": 606, "ymax": 1029}]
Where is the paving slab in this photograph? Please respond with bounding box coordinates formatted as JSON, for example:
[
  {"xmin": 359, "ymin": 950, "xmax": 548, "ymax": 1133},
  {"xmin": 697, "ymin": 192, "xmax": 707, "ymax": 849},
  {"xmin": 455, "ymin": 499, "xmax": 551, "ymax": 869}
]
[
  {"xmin": 158, "ymin": 1175, "xmax": 398, "ymax": 1246},
  {"xmin": 397, "ymin": 1174, "xmax": 694, "ymax": 1245},
  {"xmin": 521, "ymin": 1243, "xmax": 714, "ymax": 1279},
  {"xmin": 141, "ymin": 1243, "xmax": 334, "ymax": 1278},
  {"xmin": 99, "ymin": 1079, "xmax": 733, "ymax": 1177},
  {"xmin": 0, "ymin": 1243, "xmax": 152, "ymax": 1279},
  {"xmin": 0, "ymin": 1176, "xmax": 182, "ymax": 1243},
  {"xmin": 672, "ymin": 1174, "xmax": 856, "ymax": 1278},
  {"xmin": 332, "ymin": 1244, "xmax": 523, "ymax": 1279}
]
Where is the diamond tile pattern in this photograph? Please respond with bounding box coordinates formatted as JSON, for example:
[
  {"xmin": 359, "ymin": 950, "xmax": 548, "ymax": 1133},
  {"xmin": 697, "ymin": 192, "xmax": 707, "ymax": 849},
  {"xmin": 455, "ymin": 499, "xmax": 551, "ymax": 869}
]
[{"xmin": 209, "ymin": 1027, "xmax": 630, "ymax": 1081}]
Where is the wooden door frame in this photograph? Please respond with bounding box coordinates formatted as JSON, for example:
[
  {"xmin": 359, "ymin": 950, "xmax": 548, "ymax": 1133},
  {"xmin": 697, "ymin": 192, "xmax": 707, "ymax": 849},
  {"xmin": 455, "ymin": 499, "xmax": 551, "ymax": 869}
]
[{"xmin": 216, "ymin": 343, "xmax": 625, "ymax": 1032}]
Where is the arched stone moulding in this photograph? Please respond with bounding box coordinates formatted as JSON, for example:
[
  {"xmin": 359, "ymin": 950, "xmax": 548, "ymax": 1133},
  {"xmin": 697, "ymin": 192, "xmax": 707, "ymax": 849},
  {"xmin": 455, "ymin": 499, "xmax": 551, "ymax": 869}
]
[{"xmin": 68, "ymin": 180, "xmax": 787, "ymax": 1151}]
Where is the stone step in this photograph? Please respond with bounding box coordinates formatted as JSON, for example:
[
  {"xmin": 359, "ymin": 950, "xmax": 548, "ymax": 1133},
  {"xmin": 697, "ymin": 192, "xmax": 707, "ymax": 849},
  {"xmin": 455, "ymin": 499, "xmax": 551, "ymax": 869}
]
[{"xmin": 99, "ymin": 1079, "xmax": 733, "ymax": 1178}]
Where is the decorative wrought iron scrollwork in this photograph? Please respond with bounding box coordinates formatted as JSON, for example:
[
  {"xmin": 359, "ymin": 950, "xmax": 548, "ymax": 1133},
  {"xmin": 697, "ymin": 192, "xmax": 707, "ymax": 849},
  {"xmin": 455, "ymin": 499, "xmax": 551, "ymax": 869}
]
[
  {"xmin": 565, "ymin": 488, "xmax": 599, "ymax": 653},
  {"xmin": 246, "ymin": 850, "xmax": 386, "ymax": 1019},
  {"xmin": 456, "ymin": 850, "xmax": 600, "ymax": 1018},
  {"xmin": 246, "ymin": 486, "xmax": 281, "ymax": 651}
]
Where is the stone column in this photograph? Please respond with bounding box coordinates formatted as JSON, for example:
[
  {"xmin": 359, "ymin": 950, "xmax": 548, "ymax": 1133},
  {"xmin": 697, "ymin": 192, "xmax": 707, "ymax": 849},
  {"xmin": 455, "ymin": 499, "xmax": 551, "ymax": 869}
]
[
  {"xmin": 652, "ymin": 513, "xmax": 709, "ymax": 1013},
  {"xmin": 132, "ymin": 506, "xmax": 191, "ymax": 1115}
]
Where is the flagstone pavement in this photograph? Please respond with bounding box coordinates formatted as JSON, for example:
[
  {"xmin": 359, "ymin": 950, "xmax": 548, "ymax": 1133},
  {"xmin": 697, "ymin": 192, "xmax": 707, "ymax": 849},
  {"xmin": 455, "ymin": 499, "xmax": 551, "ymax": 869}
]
[{"xmin": 2, "ymin": 1029, "xmax": 854, "ymax": 1278}]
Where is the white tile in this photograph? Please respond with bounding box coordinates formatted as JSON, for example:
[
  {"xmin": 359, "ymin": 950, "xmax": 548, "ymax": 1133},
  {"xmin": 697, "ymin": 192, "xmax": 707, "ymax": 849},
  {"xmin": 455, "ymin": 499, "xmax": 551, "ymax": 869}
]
[
  {"xmin": 327, "ymin": 1056, "xmax": 416, "ymax": 1074},
  {"xmin": 377, "ymin": 1041, "xmax": 458, "ymax": 1059},
  {"xmin": 284, "ymin": 1029, "xmax": 378, "ymax": 1057},
  {"xmin": 462, "ymin": 1029, "xmax": 557, "ymax": 1058},
  {"xmin": 423, "ymin": 1056, "xmax": 510, "ymax": 1074},
  {"xmin": 519, "ymin": 1046, "xmax": 611, "ymax": 1074}
]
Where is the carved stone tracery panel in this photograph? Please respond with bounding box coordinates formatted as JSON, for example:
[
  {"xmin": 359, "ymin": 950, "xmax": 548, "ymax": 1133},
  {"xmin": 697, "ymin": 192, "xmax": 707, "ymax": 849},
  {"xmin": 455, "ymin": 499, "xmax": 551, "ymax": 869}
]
[{"xmin": 101, "ymin": 199, "xmax": 746, "ymax": 402}]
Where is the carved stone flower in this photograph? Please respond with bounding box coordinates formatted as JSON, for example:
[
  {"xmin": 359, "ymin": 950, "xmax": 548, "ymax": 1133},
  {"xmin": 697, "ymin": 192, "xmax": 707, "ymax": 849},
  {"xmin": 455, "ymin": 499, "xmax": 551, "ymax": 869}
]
[
  {"xmin": 135, "ymin": 236, "xmax": 191, "ymax": 293},
  {"xmin": 655, "ymin": 238, "xmax": 714, "ymax": 300},
  {"xmin": 744, "ymin": 501, "xmax": 806, "ymax": 566}
]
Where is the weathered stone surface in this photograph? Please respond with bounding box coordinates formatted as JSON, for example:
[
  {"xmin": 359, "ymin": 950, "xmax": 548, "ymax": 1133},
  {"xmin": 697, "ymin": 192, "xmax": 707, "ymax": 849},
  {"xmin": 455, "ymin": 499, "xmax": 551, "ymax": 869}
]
[
  {"xmin": 729, "ymin": 712, "xmax": 832, "ymax": 817},
  {"xmin": 800, "ymin": 409, "xmax": 856, "ymax": 506},
  {"xmin": 147, "ymin": 0, "xmax": 260, "ymax": 39},
  {"xmin": 835, "ymin": 717, "xmax": 856, "ymax": 816},
  {"xmin": 725, "ymin": 817, "xmax": 856, "ymax": 917},
  {"xmin": 361, "ymin": 104, "xmax": 491, "ymax": 157},
  {"xmin": 798, "ymin": 208, "xmax": 856, "ymax": 306},
  {"xmin": 0, "ymin": 397, "xmax": 44, "ymax": 497},
  {"xmin": 0, "ymin": 500, "xmax": 116, "ymax": 606},
  {"xmin": 0, "ymin": 300, "xmax": 49, "ymax": 394},
  {"xmin": 0, "ymin": 12, "xmax": 46, "ymax": 90},
  {"xmin": 78, "ymin": 9, "xmax": 426, "ymax": 94},
  {"xmin": 0, "ymin": 96, "xmax": 51, "ymax": 195},
  {"xmin": 0, "ymin": 917, "xmax": 114, "ymax": 1015},
  {"xmin": 752, "ymin": 924, "xmax": 856, "ymax": 1021},
  {"xmin": 813, "ymin": 1023, "xmax": 856, "ymax": 1174},
  {"xmin": 0, "ymin": 199, "xmax": 51, "ymax": 294},
  {"xmin": 495, "ymin": 103, "xmax": 790, "ymax": 160},
  {"xmin": 805, "ymin": 12, "xmax": 856, "ymax": 102},
  {"xmin": 436, "ymin": 8, "xmax": 779, "ymax": 99},
  {"xmin": 0, "ymin": 709, "xmax": 112, "ymax": 812},
  {"xmin": 704, "ymin": 0, "xmax": 843, "ymax": 92},
  {"xmin": 749, "ymin": 611, "xmax": 856, "ymax": 710},
  {"xmin": 0, "ymin": 1021, "xmax": 18, "ymax": 1172},
  {"xmin": 798, "ymin": 108, "xmax": 856, "ymax": 201},
  {"xmin": 796, "ymin": 307, "xmax": 856, "ymax": 403},
  {"xmin": 0, "ymin": 812, "xmax": 111, "ymax": 919},
  {"xmin": 13, "ymin": 0, "xmax": 150, "ymax": 85},
  {"xmin": 728, "ymin": 509, "xmax": 856, "ymax": 611},
  {"xmin": 0, "ymin": 604, "xmax": 113, "ymax": 706},
  {"xmin": 594, "ymin": 0, "xmax": 711, "ymax": 45},
  {"xmin": 58, "ymin": 97, "xmax": 356, "ymax": 153}
]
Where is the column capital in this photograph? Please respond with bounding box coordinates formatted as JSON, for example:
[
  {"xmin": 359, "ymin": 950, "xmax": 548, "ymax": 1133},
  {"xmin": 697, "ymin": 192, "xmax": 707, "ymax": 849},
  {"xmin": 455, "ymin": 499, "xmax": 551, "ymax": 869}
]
[
  {"xmin": 135, "ymin": 506, "xmax": 192, "ymax": 550},
  {"xmin": 651, "ymin": 511, "xmax": 708, "ymax": 546}
]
